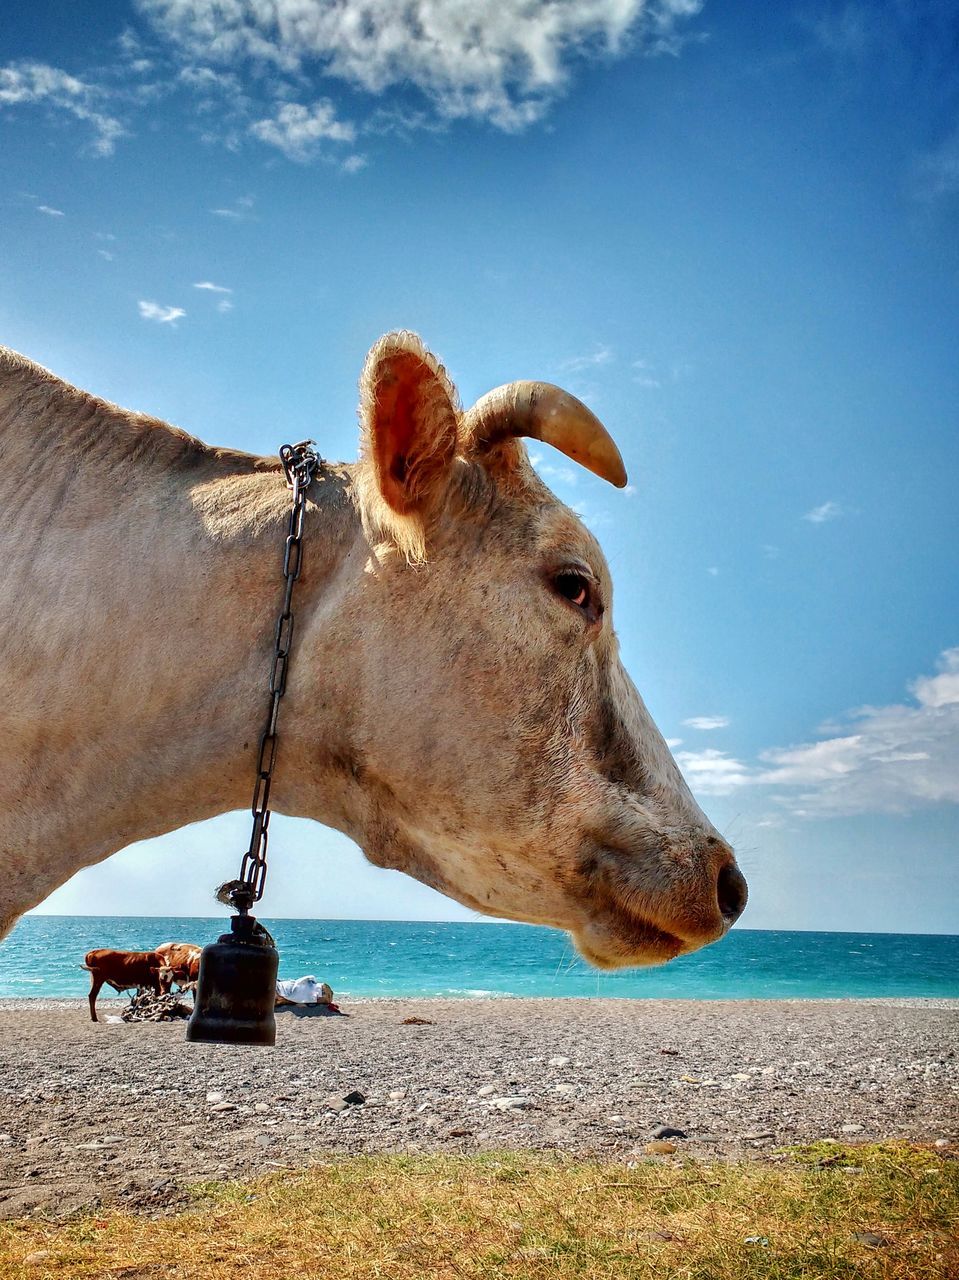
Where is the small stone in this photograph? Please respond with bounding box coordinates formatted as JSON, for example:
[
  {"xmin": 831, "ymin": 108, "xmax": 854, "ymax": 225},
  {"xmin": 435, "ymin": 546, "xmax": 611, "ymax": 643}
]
[
  {"xmin": 255, "ymin": 1133, "xmax": 272, "ymax": 1148},
  {"xmin": 645, "ymin": 1140, "xmax": 678, "ymax": 1155},
  {"xmin": 401, "ymin": 1017, "xmax": 434, "ymax": 1026},
  {"xmin": 548, "ymin": 1056, "xmax": 570, "ymax": 1067},
  {"xmin": 659, "ymin": 1047, "xmax": 679, "ymax": 1056},
  {"xmin": 852, "ymin": 1232, "xmax": 889, "ymax": 1248},
  {"xmin": 389, "ymin": 1089, "xmax": 408, "ymax": 1101},
  {"xmin": 24, "ymin": 1251, "xmax": 53, "ymax": 1267},
  {"xmin": 840, "ymin": 1123, "xmax": 864, "ymax": 1134},
  {"xmin": 679, "ymin": 1075, "xmax": 700, "ymax": 1084},
  {"xmin": 553, "ymin": 1082, "xmax": 575, "ymax": 1094},
  {"xmin": 841, "ymin": 1166, "xmax": 864, "ymax": 1174},
  {"xmin": 651, "ymin": 1125, "xmax": 687, "ymax": 1140},
  {"xmin": 343, "ymin": 1090, "xmax": 367, "ymax": 1106},
  {"xmin": 477, "ymin": 1084, "xmax": 497, "ymax": 1098},
  {"xmin": 491, "ymin": 1096, "xmax": 532, "ymax": 1111},
  {"xmin": 731, "ymin": 1073, "xmax": 751, "ymax": 1081},
  {"xmin": 744, "ymin": 1236, "xmax": 769, "ymax": 1247},
  {"xmin": 209, "ymin": 1101, "xmax": 237, "ymax": 1114},
  {"xmin": 206, "ymin": 1091, "xmax": 224, "ymax": 1104},
  {"xmin": 254, "ymin": 1102, "xmax": 269, "ymax": 1114},
  {"xmin": 934, "ymin": 1138, "xmax": 951, "ymax": 1149},
  {"xmin": 447, "ymin": 1128, "xmax": 471, "ymax": 1138},
  {"xmin": 741, "ymin": 1130, "xmax": 775, "ymax": 1141},
  {"xmin": 324, "ymin": 1096, "xmax": 348, "ymax": 1113}
]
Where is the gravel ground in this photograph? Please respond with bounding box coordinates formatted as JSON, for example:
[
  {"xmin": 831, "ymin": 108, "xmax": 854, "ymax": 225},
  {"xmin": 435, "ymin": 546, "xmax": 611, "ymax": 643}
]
[{"xmin": 0, "ymin": 997, "xmax": 956, "ymax": 1219}]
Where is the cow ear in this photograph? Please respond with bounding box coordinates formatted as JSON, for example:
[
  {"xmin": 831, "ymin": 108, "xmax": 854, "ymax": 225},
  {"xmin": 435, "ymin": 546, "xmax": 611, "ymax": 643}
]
[{"xmin": 359, "ymin": 332, "xmax": 459, "ymax": 521}]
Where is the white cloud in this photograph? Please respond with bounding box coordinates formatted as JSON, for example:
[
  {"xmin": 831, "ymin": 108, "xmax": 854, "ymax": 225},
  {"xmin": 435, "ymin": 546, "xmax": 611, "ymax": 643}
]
[
  {"xmin": 138, "ymin": 300, "xmax": 186, "ymax": 325},
  {"xmin": 216, "ymin": 298, "xmax": 233, "ymax": 313},
  {"xmin": 0, "ymin": 60, "xmax": 125, "ymax": 156},
  {"xmin": 665, "ymin": 737, "xmax": 683, "ymax": 749},
  {"xmin": 250, "ymin": 98, "xmax": 355, "ymax": 160},
  {"xmin": 97, "ymin": 249, "xmax": 115, "ymax": 261},
  {"xmin": 210, "ymin": 196, "xmax": 254, "ymax": 219},
  {"xmin": 137, "ymin": 0, "xmax": 703, "ymax": 131},
  {"xmin": 562, "ymin": 344, "xmax": 615, "ymax": 373},
  {"xmin": 36, "ymin": 204, "xmax": 65, "ymax": 217},
  {"xmin": 631, "ymin": 358, "xmax": 661, "ymax": 387},
  {"xmin": 674, "ymin": 747, "xmax": 752, "ymax": 794},
  {"xmin": 683, "ymin": 715, "xmax": 730, "ymax": 730},
  {"xmin": 803, "ymin": 500, "xmax": 843, "ymax": 524},
  {"xmin": 911, "ymin": 649, "xmax": 959, "ymax": 709},
  {"xmin": 342, "ymin": 153, "xmax": 368, "ymax": 173},
  {"xmin": 675, "ymin": 647, "xmax": 959, "ymax": 818},
  {"xmin": 535, "ymin": 459, "xmax": 579, "ymax": 487},
  {"xmin": 706, "ymin": 566, "xmax": 719, "ymax": 577},
  {"xmin": 193, "ymin": 280, "xmax": 232, "ymax": 293}
]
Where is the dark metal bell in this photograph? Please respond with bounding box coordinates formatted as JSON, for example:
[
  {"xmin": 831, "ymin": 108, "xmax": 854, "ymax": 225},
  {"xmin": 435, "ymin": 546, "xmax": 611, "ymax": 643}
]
[{"xmin": 186, "ymin": 913, "xmax": 279, "ymax": 1046}]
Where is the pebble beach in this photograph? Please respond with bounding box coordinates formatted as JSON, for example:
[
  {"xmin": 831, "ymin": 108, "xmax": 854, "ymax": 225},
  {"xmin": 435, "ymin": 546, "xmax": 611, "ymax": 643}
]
[{"xmin": 0, "ymin": 996, "xmax": 956, "ymax": 1220}]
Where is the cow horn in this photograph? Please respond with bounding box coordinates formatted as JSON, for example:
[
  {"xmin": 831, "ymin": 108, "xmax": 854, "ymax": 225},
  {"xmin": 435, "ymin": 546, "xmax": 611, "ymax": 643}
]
[{"xmin": 460, "ymin": 382, "xmax": 628, "ymax": 488}]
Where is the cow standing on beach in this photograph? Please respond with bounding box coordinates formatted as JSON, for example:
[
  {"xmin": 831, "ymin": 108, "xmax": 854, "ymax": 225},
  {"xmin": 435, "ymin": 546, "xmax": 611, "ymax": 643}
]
[
  {"xmin": 0, "ymin": 333, "xmax": 746, "ymax": 967},
  {"xmin": 82, "ymin": 949, "xmax": 171, "ymax": 1022},
  {"xmin": 154, "ymin": 942, "xmax": 202, "ymax": 992}
]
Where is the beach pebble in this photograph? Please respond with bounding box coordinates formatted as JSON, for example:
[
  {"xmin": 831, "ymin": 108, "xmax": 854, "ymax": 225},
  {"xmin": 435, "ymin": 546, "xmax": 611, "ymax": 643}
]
[
  {"xmin": 24, "ymin": 1251, "xmax": 53, "ymax": 1267},
  {"xmin": 491, "ymin": 1096, "xmax": 532, "ymax": 1111},
  {"xmin": 651, "ymin": 1125, "xmax": 687, "ymax": 1140},
  {"xmin": 206, "ymin": 1091, "xmax": 224, "ymax": 1104},
  {"xmin": 209, "ymin": 1101, "xmax": 237, "ymax": 1114},
  {"xmin": 840, "ymin": 1123, "xmax": 863, "ymax": 1134},
  {"xmin": 645, "ymin": 1140, "xmax": 678, "ymax": 1155},
  {"xmin": 934, "ymin": 1138, "xmax": 951, "ymax": 1149},
  {"xmin": 548, "ymin": 1056, "xmax": 570, "ymax": 1067},
  {"xmin": 254, "ymin": 1102, "xmax": 269, "ymax": 1114},
  {"xmin": 477, "ymin": 1084, "xmax": 497, "ymax": 1097},
  {"xmin": 553, "ymin": 1083, "xmax": 575, "ymax": 1094},
  {"xmin": 389, "ymin": 1089, "xmax": 407, "ymax": 1101},
  {"xmin": 741, "ymin": 1130, "xmax": 775, "ymax": 1141},
  {"xmin": 343, "ymin": 1091, "xmax": 367, "ymax": 1106}
]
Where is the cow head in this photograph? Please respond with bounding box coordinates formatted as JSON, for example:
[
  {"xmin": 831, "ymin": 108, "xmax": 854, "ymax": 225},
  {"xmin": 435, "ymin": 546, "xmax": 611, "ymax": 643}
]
[{"xmin": 323, "ymin": 332, "xmax": 746, "ymax": 968}]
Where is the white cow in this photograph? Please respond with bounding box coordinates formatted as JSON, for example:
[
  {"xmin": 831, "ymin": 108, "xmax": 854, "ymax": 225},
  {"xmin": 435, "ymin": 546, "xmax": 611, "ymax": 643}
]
[{"xmin": 0, "ymin": 332, "xmax": 746, "ymax": 966}]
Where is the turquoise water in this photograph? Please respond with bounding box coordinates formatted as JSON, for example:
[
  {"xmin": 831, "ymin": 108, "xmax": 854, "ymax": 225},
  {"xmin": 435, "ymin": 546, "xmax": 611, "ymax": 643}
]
[{"xmin": 1, "ymin": 917, "xmax": 957, "ymax": 1001}]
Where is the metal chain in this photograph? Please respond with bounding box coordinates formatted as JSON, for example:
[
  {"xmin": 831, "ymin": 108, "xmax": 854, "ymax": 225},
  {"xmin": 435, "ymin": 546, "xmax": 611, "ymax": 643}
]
[{"xmin": 229, "ymin": 439, "xmax": 320, "ymax": 914}]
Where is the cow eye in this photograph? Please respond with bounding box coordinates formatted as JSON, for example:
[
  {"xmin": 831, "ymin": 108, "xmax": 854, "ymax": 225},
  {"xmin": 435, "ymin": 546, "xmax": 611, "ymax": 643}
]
[{"xmin": 553, "ymin": 572, "xmax": 592, "ymax": 612}]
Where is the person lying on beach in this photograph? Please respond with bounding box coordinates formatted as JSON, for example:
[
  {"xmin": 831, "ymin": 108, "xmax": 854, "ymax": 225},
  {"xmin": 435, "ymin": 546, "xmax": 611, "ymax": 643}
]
[{"xmin": 275, "ymin": 976, "xmax": 340, "ymax": 1012}]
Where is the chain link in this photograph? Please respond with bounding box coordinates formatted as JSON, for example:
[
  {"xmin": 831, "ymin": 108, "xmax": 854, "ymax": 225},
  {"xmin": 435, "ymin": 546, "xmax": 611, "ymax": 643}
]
[{"xmin": 229, "ymin": 440, "xmax": 320, "ymax": 914}]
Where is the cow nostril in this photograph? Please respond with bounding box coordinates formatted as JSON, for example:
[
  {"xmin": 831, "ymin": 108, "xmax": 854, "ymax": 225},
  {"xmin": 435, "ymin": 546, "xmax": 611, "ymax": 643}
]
[{"xmin": 716, "ymin": 863, "xmax": 748, "ymax": 925}]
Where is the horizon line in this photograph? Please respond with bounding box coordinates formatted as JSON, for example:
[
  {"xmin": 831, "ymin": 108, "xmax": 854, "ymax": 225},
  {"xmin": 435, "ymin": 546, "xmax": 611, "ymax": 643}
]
[{"xmin": 17, "ymin": 914, "xmax": 959, "ymax": 939}]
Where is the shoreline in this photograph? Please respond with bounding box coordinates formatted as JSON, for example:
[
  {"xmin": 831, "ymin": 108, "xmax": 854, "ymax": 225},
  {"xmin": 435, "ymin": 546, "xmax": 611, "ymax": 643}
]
[
  {"xmin": 1, "ymin": 997, "xmax": 956, "ymax": 1219},
  {"xmin": 2, "ymin": 994, "xmax": 959, "ymax": 1009}
]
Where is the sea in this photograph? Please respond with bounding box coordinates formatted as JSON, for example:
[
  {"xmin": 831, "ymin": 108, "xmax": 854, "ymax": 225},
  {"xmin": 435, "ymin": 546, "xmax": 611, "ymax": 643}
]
[{"xmin": 1, "ymin": 917, "xmax": 957, "ymax": 1002}]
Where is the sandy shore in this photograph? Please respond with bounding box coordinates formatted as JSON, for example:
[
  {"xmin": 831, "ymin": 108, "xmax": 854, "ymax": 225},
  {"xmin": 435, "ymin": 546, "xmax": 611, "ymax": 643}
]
[{"xmin": 0, "ymin": 997, "xmax": 956, "ymax": 1219}]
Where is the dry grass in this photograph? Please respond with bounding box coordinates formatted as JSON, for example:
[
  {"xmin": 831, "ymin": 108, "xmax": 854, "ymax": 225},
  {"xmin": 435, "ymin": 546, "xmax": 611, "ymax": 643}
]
[{"xmin": 0, "ymin": 1144, "xmax": 956, "ymax": 1279}]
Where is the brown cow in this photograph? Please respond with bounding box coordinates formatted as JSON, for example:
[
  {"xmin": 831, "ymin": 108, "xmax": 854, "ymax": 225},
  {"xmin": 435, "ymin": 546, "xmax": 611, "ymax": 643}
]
[
  {"xmin": 82, "ymin": 949, "xmax": 170, "ymax": 1022},
  {"xmin": 154, "ymin": 941, "xmax": 202, "ymax": 992}
]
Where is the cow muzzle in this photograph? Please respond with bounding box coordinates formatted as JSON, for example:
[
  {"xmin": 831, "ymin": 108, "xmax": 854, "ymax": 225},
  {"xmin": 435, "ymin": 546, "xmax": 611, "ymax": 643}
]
[{"xmin": 571, "ymin": 838, "xmax": 748, "ymax": 970}]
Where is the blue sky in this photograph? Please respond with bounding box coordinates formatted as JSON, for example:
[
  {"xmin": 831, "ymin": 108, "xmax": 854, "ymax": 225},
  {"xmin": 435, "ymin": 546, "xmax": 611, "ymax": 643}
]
[{"xmin": 2, "ymin": 0, "xmax": 957, "ymax": 934}]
